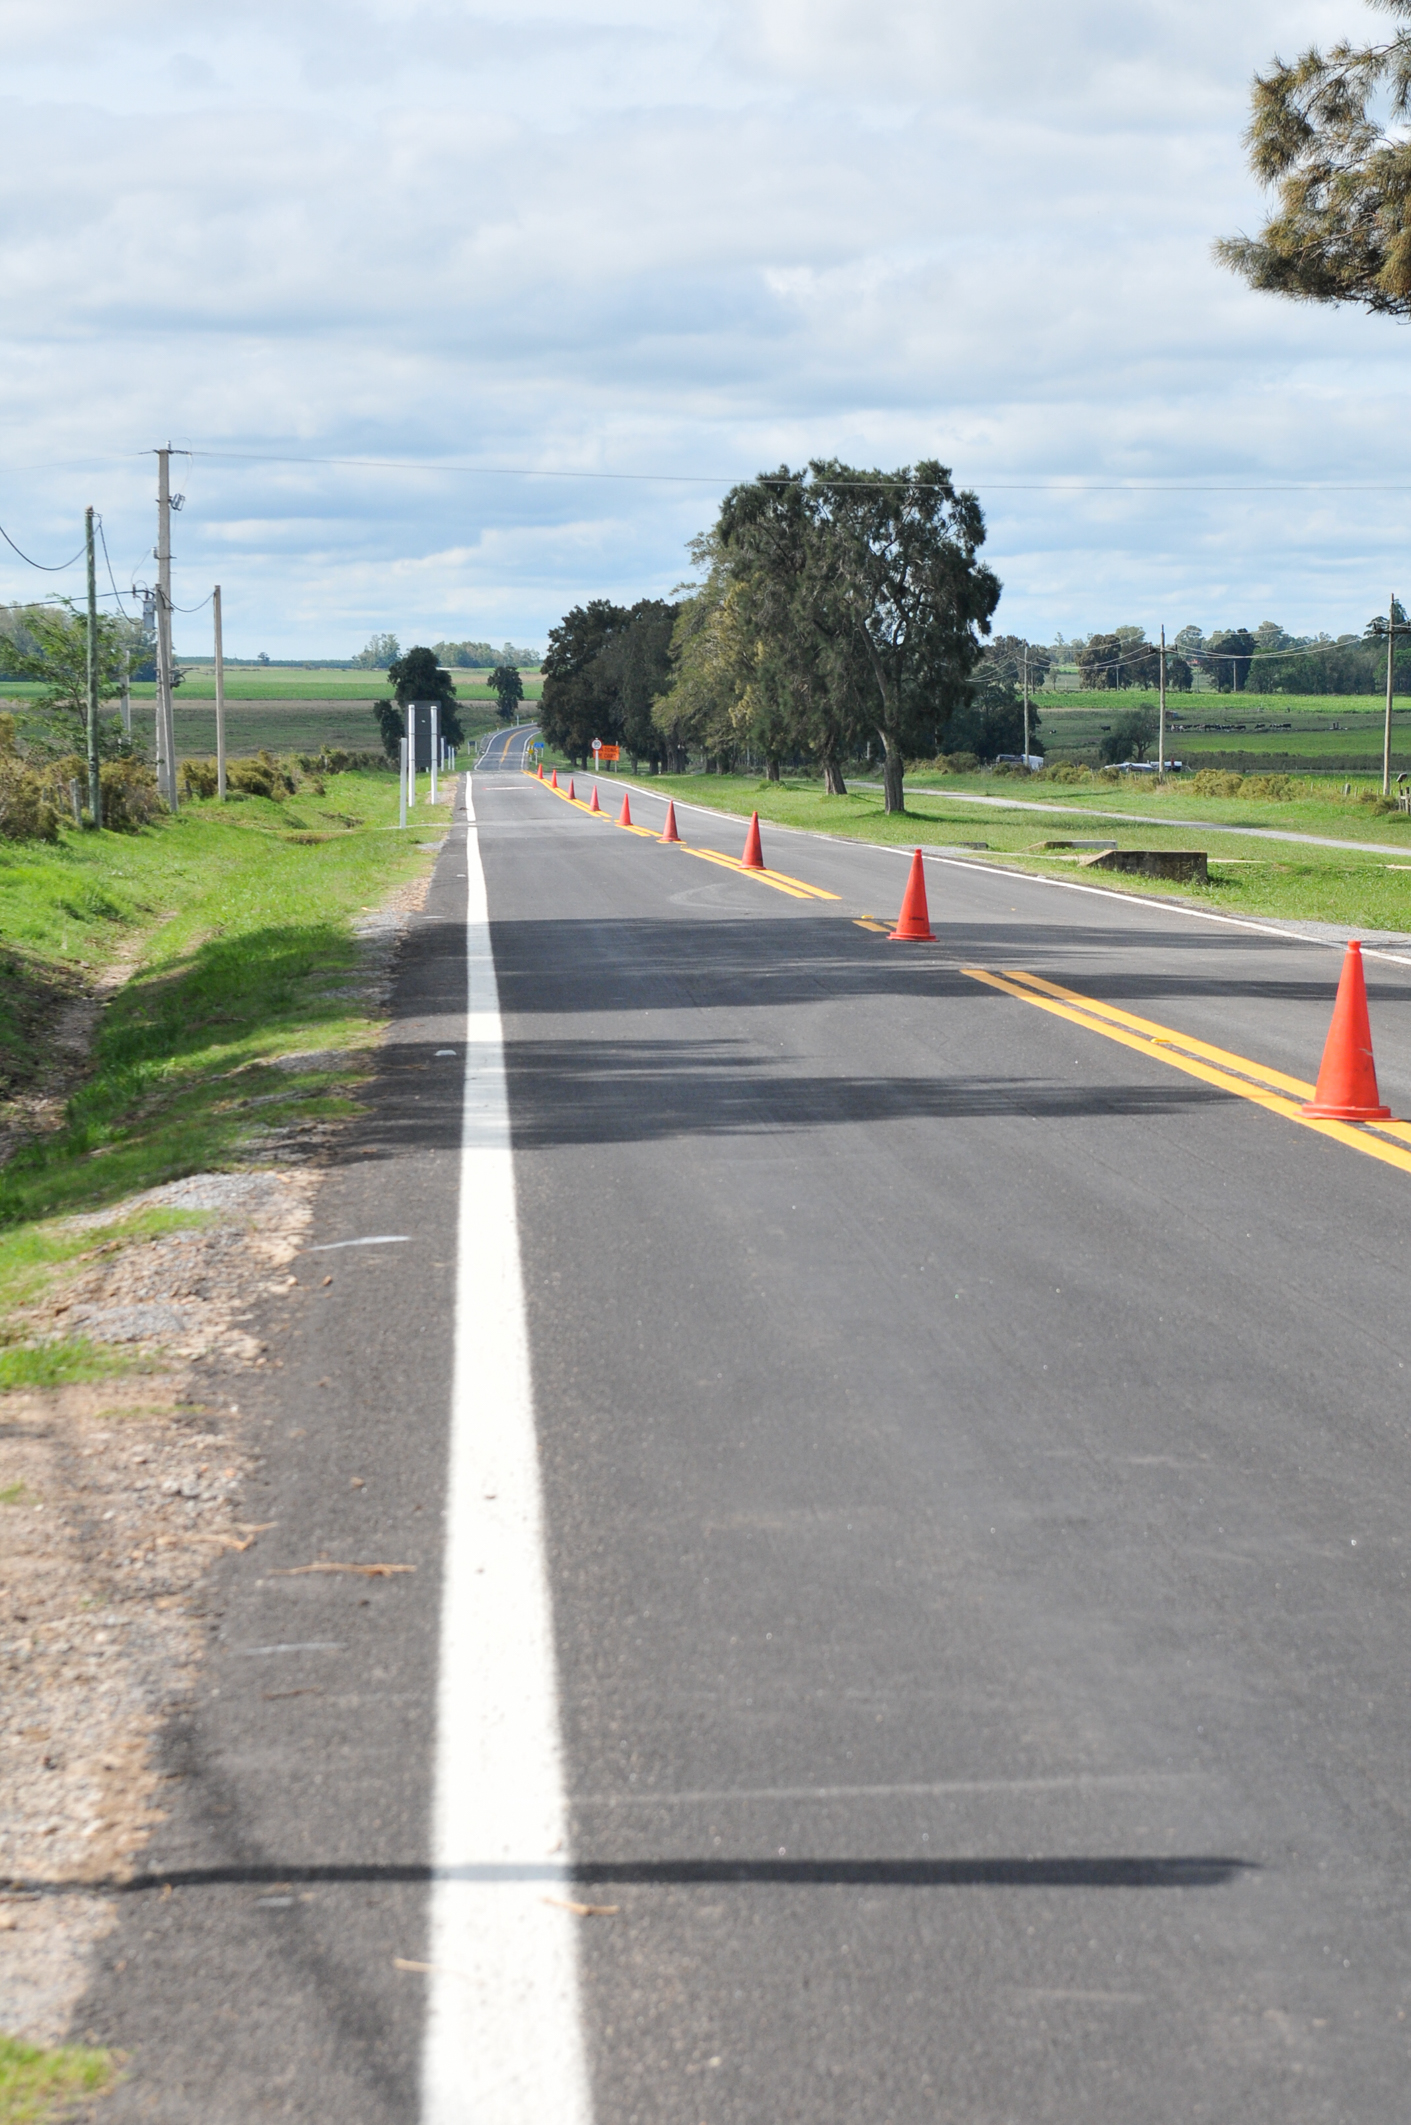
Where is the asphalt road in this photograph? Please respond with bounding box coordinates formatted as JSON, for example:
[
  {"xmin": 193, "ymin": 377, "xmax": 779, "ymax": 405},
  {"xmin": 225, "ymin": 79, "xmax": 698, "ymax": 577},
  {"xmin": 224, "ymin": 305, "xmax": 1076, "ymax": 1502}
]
[
  {"xmin": 477, "ymin": 722, "xmax": 539, "ymax": 771},
  {"xmin": 78, "ymin": 768, "xmax": 1411, "ymax": 2121}
]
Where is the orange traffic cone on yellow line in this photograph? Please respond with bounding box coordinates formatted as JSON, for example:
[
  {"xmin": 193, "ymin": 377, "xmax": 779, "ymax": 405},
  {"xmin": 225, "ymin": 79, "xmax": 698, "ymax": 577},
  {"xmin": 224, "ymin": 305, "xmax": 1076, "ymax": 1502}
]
[
  {"xmin": 590, "ymin": 784, "xmax": 601, "ymax": 812},
  {"xmin": 567, "ymin": 777, "xmax": 577, "ymax": 801},
  {"xmin": 661, "ymin": 800, "xmax": 681, "ymax": 843},
  {"xmin": 741, "ymin": 811, "xmax": 765, "ymax": 870},
  {"xmin": 550, "ymin": 768, "xmax": 559, "ymax": 789},
  {"xmin": 1303, "ymin": 940, "xmax": 1392, "ymax": 1120},
  {"xmin": 618, "ymin": 792, "xmax": 632, "ymax": 826},
  {"xmin": 537, "ymin": 763, "xmax": 544, "ymax": 780},
  {"xmin": 889, "ymin": 848, "xmax": 935, "ymax": 941}
]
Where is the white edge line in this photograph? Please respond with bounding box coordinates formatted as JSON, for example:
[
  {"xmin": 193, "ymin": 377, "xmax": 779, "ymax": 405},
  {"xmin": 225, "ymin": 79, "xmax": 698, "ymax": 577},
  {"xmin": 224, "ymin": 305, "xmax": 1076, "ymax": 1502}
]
[{"xmin": 420, "ymin": 779, "xmax": 591, "ymax": 2125}]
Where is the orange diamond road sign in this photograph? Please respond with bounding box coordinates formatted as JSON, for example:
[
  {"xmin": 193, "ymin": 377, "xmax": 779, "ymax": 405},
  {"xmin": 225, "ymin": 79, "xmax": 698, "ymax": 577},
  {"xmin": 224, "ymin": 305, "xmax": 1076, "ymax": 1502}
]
[{"xmin": 597, "ymin": 744, "xmax": 620, "ymax": 762}]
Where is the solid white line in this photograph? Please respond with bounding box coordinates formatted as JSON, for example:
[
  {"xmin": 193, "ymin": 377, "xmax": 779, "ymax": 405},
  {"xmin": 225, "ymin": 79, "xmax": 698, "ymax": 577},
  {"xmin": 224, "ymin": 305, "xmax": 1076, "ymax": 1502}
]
[{"xmin": 421, "ymin": 782, "xmax": 592, "ymax": 2125}]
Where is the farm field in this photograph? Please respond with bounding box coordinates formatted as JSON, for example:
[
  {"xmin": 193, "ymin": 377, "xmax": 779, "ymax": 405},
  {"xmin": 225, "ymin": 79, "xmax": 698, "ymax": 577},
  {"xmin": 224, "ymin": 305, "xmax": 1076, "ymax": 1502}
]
[
  {"xmin": 1036, "ymin": 692, "xmax": 1411, "ymax": 772},
  {"xmin": 0, "ymin": 662, "xmax": 532, "ymax": 757}
]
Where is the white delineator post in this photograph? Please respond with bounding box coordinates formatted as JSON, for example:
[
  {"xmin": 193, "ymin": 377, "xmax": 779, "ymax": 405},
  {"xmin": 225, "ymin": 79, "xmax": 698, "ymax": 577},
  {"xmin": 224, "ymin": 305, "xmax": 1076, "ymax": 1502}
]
[
  {"xmin": 400, "ymin": 735, "xmax": 409, "ymax": 829},
  {"xmin": 431, "ymin": 705, "xmax": 439, "ymax": 803},
  {"xmin": 1158, "ymin": 624, "xmax": 1167, "ymax": 783}
]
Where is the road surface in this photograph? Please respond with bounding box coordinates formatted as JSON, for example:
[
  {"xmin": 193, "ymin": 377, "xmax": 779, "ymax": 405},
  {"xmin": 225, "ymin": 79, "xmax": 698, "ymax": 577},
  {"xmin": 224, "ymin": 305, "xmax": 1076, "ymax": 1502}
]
[
  {"xmin": 476, "ymin": 722, "xmax": 539, "ymax": 771},
  {"xmin": 77, "ymin": 767, "xmax": 1411, "ymax": 2122}
]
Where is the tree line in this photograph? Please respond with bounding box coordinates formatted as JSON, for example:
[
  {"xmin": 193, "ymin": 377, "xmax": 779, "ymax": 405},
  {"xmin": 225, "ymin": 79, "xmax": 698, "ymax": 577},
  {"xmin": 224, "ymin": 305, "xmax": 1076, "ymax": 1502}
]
[
  {"xmin": 539, "ymin": 461, "xmax": 1002, "ymax": 813},
  {"xmin": 1070, "ymin": 614, "xmax": 1411, "ymax": 695},
  {"xmin": 353, "ymin": 632, "xmax": 541, "ymax": 670}
]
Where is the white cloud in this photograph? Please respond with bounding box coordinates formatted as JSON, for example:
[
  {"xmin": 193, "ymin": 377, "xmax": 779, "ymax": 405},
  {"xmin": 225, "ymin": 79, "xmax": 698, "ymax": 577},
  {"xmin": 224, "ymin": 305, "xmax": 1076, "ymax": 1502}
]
[{"xmin": 0, "ymin": 0, "xmax": 1400, "ymax": 653}]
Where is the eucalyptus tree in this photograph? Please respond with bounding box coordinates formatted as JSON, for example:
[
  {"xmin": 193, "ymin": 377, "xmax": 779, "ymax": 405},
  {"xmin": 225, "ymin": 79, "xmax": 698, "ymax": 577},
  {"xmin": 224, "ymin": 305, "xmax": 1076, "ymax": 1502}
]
[
  {"xmin": 716, "ymin": 470, "xmax": 868, "ymax": 791},
  {"xmin": 799, "ymin": 461, "xmax": 999, "ymax": 812},
  {"xmin": 1218, "ymin": 2, "xmax": 1411, "ymax": 313}
]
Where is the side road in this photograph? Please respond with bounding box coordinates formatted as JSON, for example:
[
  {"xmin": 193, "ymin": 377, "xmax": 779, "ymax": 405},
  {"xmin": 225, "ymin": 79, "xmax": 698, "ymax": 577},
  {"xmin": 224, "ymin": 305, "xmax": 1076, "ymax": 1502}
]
[{"xmin": 848, "ymin": 775, "xmax": 1411, "ymax": 858}]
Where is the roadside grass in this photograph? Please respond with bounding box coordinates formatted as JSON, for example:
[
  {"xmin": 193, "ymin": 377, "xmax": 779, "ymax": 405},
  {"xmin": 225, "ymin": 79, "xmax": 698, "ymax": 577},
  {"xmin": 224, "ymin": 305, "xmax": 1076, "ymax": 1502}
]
[
  {"xmin": 0, "ymin": 1337, "xmax": 138, "ymax": 1392},
  {"xmin": 0, "ymin": 2034, "xmax": 112, "ymax": 2123},
  {"xmin": 0, "ymin": 768, "xmax": 450, "ymax": 1327},
  {"xmin": 640, "ymin": 772, "xmax": 1411, "ymax": 932}
]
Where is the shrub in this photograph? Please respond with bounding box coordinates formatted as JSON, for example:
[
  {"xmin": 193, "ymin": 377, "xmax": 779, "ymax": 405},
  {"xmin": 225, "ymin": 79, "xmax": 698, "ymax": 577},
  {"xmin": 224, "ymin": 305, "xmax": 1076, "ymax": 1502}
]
[
  {"xmin": 1240, "ymin": 774, "xmax": 1297, "ymax": 802},
  {"xmin": 225, "ymin": 750, "xmax": 296, "ymax": 800},
  {"xmin": 1036, "ymin": 761, "xmax": 1091, "ymax": 784},
  {"xmin": 101, "ymin": 757, "xmax": 163, "ymax": 830},
  {"xmin": 0, "ymin": 710, "xmax": 16, "ymax": 756},
  {"xmin": 1189, "ymin": 769, "xmax": 1246, "ymax": 797},
  {"xmin": 179, "ymin": 758, "xmax": 219, "ymax": 800},
  {"xmin": 0, "ymin": 760, "xmax": 59, "ymax": 841},
  {"xmin": 1357, "ymin": 789, "xmax": 1400, "ymax": 814}
]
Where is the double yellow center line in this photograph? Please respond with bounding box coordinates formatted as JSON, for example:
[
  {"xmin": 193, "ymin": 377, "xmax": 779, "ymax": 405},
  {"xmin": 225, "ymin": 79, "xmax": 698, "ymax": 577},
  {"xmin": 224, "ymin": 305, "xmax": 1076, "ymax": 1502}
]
[
  {"xmin": 964, "ymin": 966, "xmax": 1411, "ymax": 1178},
  {"xmin": 530, "ymin": 772, "xmax": 838, "ymax": 901}
]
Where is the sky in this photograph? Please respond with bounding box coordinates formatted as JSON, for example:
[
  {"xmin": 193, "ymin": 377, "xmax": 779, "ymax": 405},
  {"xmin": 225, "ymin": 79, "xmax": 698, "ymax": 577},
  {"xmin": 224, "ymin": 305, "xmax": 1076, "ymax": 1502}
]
[{"xmin": 0, "ymin": 0, "xmax": 1406, "ymax": 658}]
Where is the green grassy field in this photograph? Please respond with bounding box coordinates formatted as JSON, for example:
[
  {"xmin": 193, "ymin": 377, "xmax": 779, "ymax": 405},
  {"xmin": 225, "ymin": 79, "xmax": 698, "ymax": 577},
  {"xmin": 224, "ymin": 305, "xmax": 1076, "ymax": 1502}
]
[
  {"xmin": 1035, "ymin": 693, "xmax": 1411, "ymax": 772},
  {"xmin": 0, "ymin": 661, "xmax": 534, "ymax": 759},
  {"xmin": 637, "ymin": 770, "xmax": 1411, "ymax": 934},
  {"xmin": 0, "ymin": 767, "xmax": 450, "ymax": 1368}
]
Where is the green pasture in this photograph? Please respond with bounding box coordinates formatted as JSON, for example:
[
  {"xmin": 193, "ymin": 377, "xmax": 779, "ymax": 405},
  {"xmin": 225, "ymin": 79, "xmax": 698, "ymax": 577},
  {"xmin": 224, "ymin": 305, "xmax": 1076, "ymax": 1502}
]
[{"xmin": 1036, "ymin": 693, "xmax": 1411, "ymax": 772}]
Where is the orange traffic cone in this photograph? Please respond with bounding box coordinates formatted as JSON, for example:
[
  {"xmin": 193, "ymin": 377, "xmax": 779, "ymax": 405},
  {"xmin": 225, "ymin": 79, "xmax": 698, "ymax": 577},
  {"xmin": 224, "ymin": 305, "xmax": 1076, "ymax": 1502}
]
[
  {"xmin": 550, "ymin": 768, "xmax": 559, "ymax": 789},
  {"xmin": 1303, "ymin": 941, "xmax": 1392, "ymax": 1120},
  {"xmin": 618, "ymin": 792, "xmax": 632, "ymax": 826},
  {"xmin": 889, "ymin": 849, "xmax": 935, "ymax": 941},
  {"xmin": 537, "ymin": 763, "xmax": 544, "ymax": 780},
  {"xmin": 590, "ymin": 784, "xmax": 601, "ymax": 812},
  {"xmin": 567, "ymin": 777, "xmax": 577, "ymax": 801},
  {"xmin": 741, "ymin": 811, "xmax": 765, "ymax": 870},
  {"xmin": 661, "ymin": 800, "xmax": 680, "ymax": 843}
]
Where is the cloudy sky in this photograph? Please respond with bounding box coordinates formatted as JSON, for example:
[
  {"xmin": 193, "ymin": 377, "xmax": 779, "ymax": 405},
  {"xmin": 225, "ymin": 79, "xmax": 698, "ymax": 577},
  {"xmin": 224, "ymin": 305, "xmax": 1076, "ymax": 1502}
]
[{"xmin": 1, "ymin": 0, "xmax": 1405, "ymax": 657}]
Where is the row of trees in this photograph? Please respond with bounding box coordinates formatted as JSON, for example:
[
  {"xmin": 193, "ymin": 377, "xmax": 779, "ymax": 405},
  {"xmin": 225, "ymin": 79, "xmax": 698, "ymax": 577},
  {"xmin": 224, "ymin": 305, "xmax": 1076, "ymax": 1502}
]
[
  {"xmin": 354, "ymin": 633, "xmax": 541, "ymax": 671},
  {"xmin": 1060, "ymin": 619, "xmax": 1411, "ymax": 696},
  {"xmin": 539, "ymin": 462, "xmax": 1003, "ymax": 811}
]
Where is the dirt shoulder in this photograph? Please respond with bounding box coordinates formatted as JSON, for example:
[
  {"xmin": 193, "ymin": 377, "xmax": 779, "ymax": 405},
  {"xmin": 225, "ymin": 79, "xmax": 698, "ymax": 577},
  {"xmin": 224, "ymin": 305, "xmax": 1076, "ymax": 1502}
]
[{"xmin": 0, "ymin": 838, "xmax": 446, "ymax": 2056}]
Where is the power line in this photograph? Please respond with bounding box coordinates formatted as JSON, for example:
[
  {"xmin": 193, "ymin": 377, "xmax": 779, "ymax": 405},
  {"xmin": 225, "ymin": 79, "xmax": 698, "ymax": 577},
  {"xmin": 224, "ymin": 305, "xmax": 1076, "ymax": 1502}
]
[
  {"xmin": 0, "ymin": 520, "xmax": 86, "ymax": 571},
  {"xmin": 184, "ymin": 448, "xmax": 1411, "ymax": 494},
  {"xmin": 95, "ymin": 515, "xmax": 130, "ymax": 612}
]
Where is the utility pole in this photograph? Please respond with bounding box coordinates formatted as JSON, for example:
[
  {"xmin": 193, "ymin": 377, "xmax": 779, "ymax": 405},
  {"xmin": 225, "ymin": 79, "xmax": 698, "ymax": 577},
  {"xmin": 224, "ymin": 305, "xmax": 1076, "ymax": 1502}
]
[
  {"xmin": 155, "ymin": 446, "xmax": 177, "ymax": 808},
  {"xmin": 213, "ymin": 585, "xmax": 227, "ymax": 799},
  {"xmin": 1384, "ymin": 592, "xmax": 1397, "ymax": 797},
  {"xmin": 1021, "ymin": 647, "xmax": 1030, "ymax": 767},
  {"xmin": 84, "ymin": 507, "xmax": 102, "ymax": 828},
  {"xmin": 1158, "ymin": 624, "xmax": 1167, "ymax": 783},
  {"xmin": 153, "ymin": 444, "xmax": 190, "ymax": 809},
  {"xmin": 120, "ymin": 651, "xmax": 131, "ymax": 740}
]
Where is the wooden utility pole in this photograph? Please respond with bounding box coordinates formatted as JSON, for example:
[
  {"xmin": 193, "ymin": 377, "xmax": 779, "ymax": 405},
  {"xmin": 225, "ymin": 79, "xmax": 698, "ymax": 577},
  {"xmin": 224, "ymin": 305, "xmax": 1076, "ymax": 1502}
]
[
  {"xmin": 1021, "ymin": 647, "xmax": 1031, "ymax": 767},
  {"xmin": 155, "ymin": 446, "xmax": 178, "ymax": 809},
  {"xmin": 213, "ymin": 584, "xmax": 227, "ymax": 799},
  {"xmin": 1384, "ymin": 592, "xmax": 1396, "ymax": 797},
  {"xmin": 84, "ymin": 507, "xmax": 102, "ymax": 828},
  {"xmin": 1158, "ymin": 625, "xmax": 1167, "ymax": 783}
]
